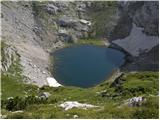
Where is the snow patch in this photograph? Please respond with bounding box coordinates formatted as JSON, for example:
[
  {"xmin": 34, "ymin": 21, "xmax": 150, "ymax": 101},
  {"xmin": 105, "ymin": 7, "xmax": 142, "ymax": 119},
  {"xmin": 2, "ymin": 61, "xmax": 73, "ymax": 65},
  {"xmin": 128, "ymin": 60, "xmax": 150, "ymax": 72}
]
[
  {"xmin": 46, "ymin": 77, "xmax": 62, "ymax": 87},
  {"xmin": 112, "ymin": 24, "xmax": 158, "ymax": 56}
]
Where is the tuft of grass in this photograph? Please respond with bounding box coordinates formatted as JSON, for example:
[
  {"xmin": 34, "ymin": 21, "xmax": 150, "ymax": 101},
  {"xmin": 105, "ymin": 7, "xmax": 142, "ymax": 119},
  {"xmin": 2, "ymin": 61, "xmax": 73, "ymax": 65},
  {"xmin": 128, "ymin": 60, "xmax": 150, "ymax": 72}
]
[{"xmin": 77, "ymin": 39, "xmax": 105, "ymax": 46}]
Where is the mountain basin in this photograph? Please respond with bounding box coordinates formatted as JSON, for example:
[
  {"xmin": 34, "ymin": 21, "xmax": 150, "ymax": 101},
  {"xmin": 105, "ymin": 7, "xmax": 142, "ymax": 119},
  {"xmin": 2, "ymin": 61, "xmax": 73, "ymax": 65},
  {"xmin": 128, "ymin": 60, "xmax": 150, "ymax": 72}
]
[{"xmin": 52, "ymin": 45, "xmax": 125, "ymax": 88}]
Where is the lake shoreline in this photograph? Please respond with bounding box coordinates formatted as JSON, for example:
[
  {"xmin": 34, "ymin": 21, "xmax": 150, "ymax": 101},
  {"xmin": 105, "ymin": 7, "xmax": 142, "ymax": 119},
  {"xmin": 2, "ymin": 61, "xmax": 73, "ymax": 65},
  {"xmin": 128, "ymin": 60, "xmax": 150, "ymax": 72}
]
[{"xmin": 50, "ymin": 42, "xmax": 127, "ymax": 88}]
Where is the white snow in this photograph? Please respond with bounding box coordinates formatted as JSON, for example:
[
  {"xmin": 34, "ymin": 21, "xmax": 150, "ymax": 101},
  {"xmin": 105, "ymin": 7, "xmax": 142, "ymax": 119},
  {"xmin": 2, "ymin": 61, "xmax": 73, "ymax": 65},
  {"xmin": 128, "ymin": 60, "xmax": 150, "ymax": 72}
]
[
  {"xmin": 59, "ymin": 101, "xmax": 98, "ymax": 110},
  {"xmin": 46, "ymin": 77, "xmax": 62, "ymax": 87},
  {"xmin": 79, "ymin": 19, "xmax": 91, "ymax": 26},
  {"xmin": 112, "ymin": 24, "xmax": 159, "ymax": 56}
]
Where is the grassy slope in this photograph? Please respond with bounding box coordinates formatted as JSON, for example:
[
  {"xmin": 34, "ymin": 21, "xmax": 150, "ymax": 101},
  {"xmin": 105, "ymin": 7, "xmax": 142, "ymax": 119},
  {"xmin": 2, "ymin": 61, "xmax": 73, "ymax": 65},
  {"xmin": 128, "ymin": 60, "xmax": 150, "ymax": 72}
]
[{"xmin": 1, "ymin": 70, "xmax": 159, "ymax": 118}]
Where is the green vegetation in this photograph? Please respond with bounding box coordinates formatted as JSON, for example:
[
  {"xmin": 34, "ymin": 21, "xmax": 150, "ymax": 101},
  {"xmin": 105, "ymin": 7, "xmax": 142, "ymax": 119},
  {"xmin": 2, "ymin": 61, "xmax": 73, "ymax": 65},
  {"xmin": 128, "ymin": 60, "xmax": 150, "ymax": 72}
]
[
  {"xmin": 1, "ymin": 70, "xmax": 159, "ymax": 118},
  {"xmin": 77, "ymin": 38, "xmax": 105, "ymax": 46},
  {"xmin": 65, "ymin": 38, "xmax": 105, "ymax": 47}
]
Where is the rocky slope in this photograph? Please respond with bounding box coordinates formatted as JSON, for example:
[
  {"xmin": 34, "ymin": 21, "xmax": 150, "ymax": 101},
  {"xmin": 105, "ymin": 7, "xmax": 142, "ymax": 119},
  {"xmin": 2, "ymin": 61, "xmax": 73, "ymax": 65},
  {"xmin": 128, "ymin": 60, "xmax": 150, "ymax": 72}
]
[
  {"xmin": 1, "ymin": 1, "xmax": 92, "ymax": 86},
  {"xmin": 1, "ymin": 1, "xmax": 159, "ymax": 87}
]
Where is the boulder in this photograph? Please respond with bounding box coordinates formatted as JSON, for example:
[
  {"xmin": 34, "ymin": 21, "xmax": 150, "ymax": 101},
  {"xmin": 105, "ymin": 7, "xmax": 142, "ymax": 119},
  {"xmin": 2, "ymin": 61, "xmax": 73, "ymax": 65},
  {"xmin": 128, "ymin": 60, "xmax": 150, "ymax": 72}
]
[
  {"xmin": 72, "ymin": 22, "xmax": 90, "ymax": 32},
  {"xmin": 39, "ymin": 92, "xmax": 51, "ymax": 100},
  {"xmin": 59, "ymin": 101, "xmax": 98, "ymax": 110},
  {"xmin": 46, "ymin": 4, "xmax": 59, "ymax": 15},
  {"xmin": 128, "ymin": 96, "xmax": 146, "ymax": 107},
  {"xmin": 58, "ymin": 29, "xmax": 72, "ymax": 42},
  {"xmin": 57, "ymin": 15, "xmax": 78, "ymax": 27},
  {"xmin": 79, "ymin": 19, "xmax": 91, "ymax": 26}
]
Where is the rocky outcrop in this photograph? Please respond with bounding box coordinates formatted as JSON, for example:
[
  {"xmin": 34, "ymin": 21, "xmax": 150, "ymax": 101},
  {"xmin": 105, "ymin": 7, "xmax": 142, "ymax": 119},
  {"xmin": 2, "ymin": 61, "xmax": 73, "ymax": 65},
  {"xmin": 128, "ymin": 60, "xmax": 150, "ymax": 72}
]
[
  {"xmin": 112, "ymin": 1, "xmax": 159, "ymax": 38},
  {"xmin": 59, "ymin": 101, "xmax": 98, "ymax": 110},
  {"xmin": 127, "ymin": 96, "xmax": 146, "ymax": 107},
  {"xmin": 131, "ymin": 2, "xmax": 158, "ymax": 36},
  {"xmin": 38, "ymin": 92, "xmax": 51, "ymax": 100},
  {"xmin": 45, "ymin": 4, "xmax": 59, "ymax": 15},
  {"xmin": 1, "ymin": 43, "xmax": 19, "ymax": 72}
]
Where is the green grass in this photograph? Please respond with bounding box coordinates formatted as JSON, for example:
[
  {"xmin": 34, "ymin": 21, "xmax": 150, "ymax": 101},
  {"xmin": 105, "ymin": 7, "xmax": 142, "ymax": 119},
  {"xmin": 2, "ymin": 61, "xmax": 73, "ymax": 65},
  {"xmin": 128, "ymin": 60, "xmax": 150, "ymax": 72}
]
[
  {"xmin": 1, "ymin": 71, "xmax": 38, "ymax": 100},
  {"xmin": 77, "ymin": 39, "xmax": 105, "ymax": 46},
  {"xmin": 1, "ymin": 71, "xmax": 159, "ymax": 119},
  {"xmin": 65, "ymin": 38, "xmax": 105, "ymax": 47},
  {"xmin": 3, "ymin": 96, "xmax": 158, "ymax": 119},
  {"xmin": 121, "ymin": 72, "xmax": 159, "ymax": 97}
]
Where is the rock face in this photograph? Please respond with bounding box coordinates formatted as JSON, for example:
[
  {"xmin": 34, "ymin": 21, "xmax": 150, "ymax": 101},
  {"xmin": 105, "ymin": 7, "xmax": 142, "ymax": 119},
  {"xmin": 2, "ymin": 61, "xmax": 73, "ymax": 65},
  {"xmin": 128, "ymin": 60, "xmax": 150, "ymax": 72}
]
[
  {"xmin": 1, "ymin": 1, "xmax": 51, "ymax": 86},
  {"xmin": 111, "ymin": 1, "xmax": 159, "ymax": 39},
  {"xmin": 131, "ymin": 2, "xmax": 158, "ymax": 36}
]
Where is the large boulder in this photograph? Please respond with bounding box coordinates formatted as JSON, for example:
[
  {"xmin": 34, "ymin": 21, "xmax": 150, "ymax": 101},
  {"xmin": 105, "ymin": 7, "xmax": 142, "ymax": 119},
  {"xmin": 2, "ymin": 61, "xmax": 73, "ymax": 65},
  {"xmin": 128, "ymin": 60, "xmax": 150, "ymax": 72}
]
[
  {"xmin": 57, "ymin": 15, "xmax": 78, "ymax": 27},
  {"xmin": 128, "ymin": 96, "xmax": 146, "ymax": 107},
  {"xmin": 45, "ymin": 4, "xmax": 59, "ymax": 15},
  {"xmin": 38, "ymin": 92, "xmax": 51, "ymax": 100},
  {"xmin": 58, "ymin": 29, "xmax": 72, "ymax": 42},
  {"xmin": 59, "ymin": 101, "xmax": 98, "ymax": 110}
]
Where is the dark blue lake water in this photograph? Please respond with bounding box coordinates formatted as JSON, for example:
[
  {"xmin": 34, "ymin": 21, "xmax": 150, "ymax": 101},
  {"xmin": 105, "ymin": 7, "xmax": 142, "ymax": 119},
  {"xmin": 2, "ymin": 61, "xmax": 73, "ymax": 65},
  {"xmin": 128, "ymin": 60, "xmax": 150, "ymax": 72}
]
[{"xmin": 53, "ymin": 45, "xmax": 125, "ymax": 88}]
